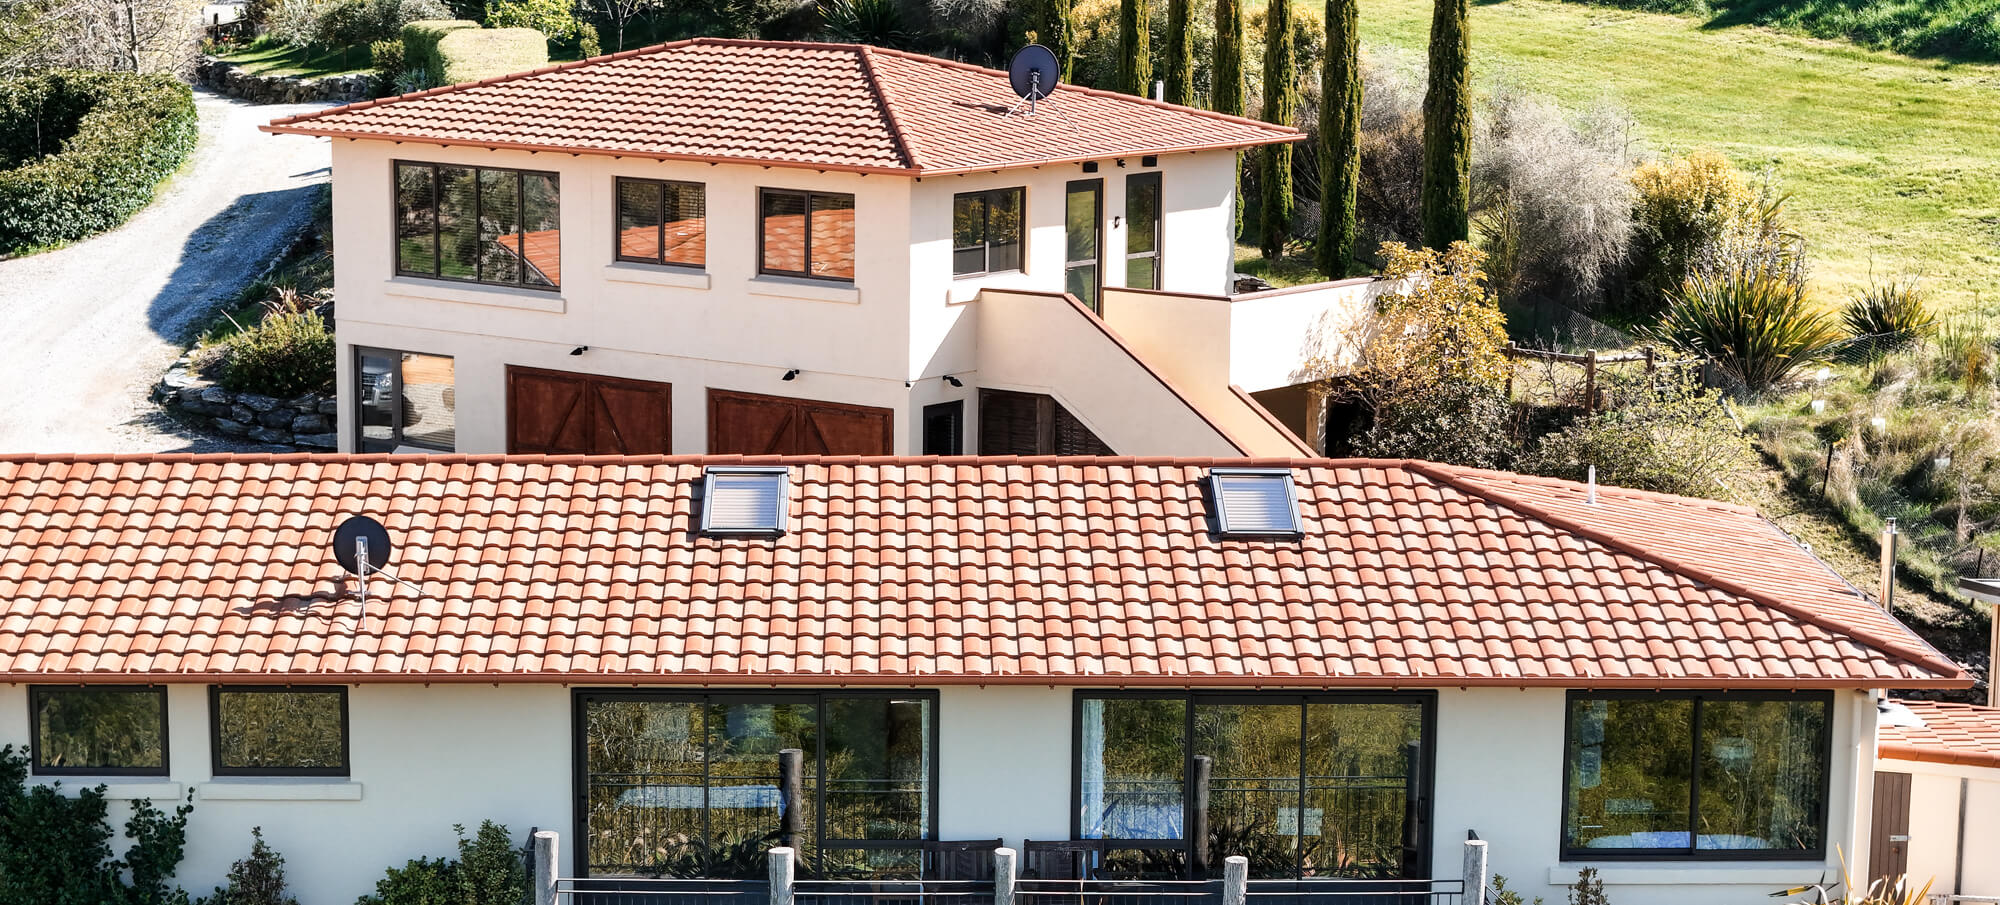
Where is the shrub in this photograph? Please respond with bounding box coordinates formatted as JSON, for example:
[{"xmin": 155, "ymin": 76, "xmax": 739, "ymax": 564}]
[
  {"xmin": 1625, "ymin": 150, "xmax": 1802, "ymax": 316},
  {"xmin": 484, "ymin": 0, "xmax": 576, "ymax": 40},
  {"xmin": 370, "ymin": 38, "xmax": 406, "ymax": 95},
  {"xmin": 1472, "ymin": 87, "xmax": 1637, "ymax": 307},
  {"xmin": 434, "ymin": 27, "xmax": 549, "ymax": 84},
  {"xmin": 1344, "ymin": 241, "xmax": 1510, "ymax": 404},
  {"xmin": 0, "ymin": 71, "xmax": 198, "ymax": 254},
  {"xmin": 400, "ymin": 19, "xmax": 479, "ymax": 87},
  {"xmin": 201, "ymin": 828, "xmax": 299, "ymax": 905},
  {"xmin": 0, "ymin": 745, "xmax": 194, "ymax": 905},
  {"xmin": 1843, "ymin": 276, "xmax": 1935, "ymax": 350},
  {"xmin": 1356, "ymin": 380, "xmax": 1518, "ymax": 468},
  {"xmin": 1521, "ymin": 372, "xmax": 1756, "ymax": 498},
  {"xmin": 1930, "ymin": 315, "xmax": 1997, "ymax": 392},
  {"xmin": 220, "ymin": 310, "xmax": 335, "ymax": 398},
  {"xmin": 819, "ymin": 0, "xmax": 917, "ymax": 46},
  {"xmin": 1356, "ymin": 48, "xmax": 1426, "ymax": 248},
  {"xmin": 355, "ymin": 822, "xmax": 526, "ymax": 905},
  {"xmin": 1649, "ymin": 267, "xmax": 1842, "ymax": 393},
  {"xmin": 266, "ymin": 0, "xmax": 324, "ymax": 46}
]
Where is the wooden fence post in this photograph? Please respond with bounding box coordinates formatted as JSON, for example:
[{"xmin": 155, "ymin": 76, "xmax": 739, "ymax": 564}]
[
  {"xmin": 1461, "ymin": 838, "xmax": 1489, "ymax": 905},
  {"xmin": 769, "ymin": 847, "xmax": 796, "ymax": 905},
  {"xmin": 533, "ymin": 830, "xmax": 559, "ymax": 905},
  {"xmin": 1583, "ymin": 350, "xmax": 1599, "ymax": 415},
  {"xmin": 1643, "ymin": 345, "xmax": 1657, "ymax": 374},
  {"xmin": 1222, "ymin": 856, "xmax": 1249, "ymax": 905},
  {"xmin": 994, "ymin": 847, "xmax": 1018, "ymax": 905}
]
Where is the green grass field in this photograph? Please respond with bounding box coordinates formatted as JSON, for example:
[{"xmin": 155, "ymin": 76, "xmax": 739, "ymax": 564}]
[
  {"xmin": 1360, "ymin": 0, "xmax": 2000, "ymax": 314},
  {"xmin": 218, "ymin": 37, "xmax": 373, "ymax": 79}
]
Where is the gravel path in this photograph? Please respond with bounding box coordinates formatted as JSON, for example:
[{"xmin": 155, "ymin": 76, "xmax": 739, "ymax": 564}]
[{"xmin": 0, "ymin": 89, "xmax": 333, "ymax": 454}]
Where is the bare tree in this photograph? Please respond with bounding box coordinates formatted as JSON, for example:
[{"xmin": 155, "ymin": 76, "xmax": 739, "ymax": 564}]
[
  {"xmin": 1, "ymin": 0, "xmax": 203, "ymax": 76},
  {"xmin": 590, "ymin": 0, "xmax": 658, "ymax": 52}
]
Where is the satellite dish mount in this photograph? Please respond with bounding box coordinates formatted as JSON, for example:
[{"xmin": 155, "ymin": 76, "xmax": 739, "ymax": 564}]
[
  {"xmin": 1003, "ymin": 44, "xmax": 1078, "ymax": 133},
  {"xmin": 332, "ymin": 515, "xmax": 421, "ymax": 608}
]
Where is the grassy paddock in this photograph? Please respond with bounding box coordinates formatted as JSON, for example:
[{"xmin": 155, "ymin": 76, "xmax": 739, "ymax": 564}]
[
  {"xmin": 218, "ymin": 37, "xmax": 373, "ymax": 78},
  {"xmin": 1361, "ymin": 0, "xmax": 2000, "ymax": 315}
]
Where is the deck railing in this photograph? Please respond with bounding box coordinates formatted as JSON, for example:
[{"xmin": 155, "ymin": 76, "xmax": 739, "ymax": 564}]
[{"xmin": 534, "ymin": 834, "xmax": 1491, "ymax": 905}]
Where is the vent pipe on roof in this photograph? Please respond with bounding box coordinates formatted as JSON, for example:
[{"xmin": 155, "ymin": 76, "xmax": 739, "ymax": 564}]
[
  {"xmin": 1586, "ymin": 465, "xmax": 1597, "ymax": 505},
  {"xmin": 1153, "ymin": 80, "xmax": 1164, "ymax": 102},
  {"xmin": 1879, "ymin": 517, "xmax": 1899, "ymax": 612}
]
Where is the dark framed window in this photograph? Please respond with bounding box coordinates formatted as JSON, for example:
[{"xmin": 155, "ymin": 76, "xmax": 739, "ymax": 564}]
[
  {"xmin": 395, "ymin": 161, "xmax": 560, "ymax": 290},
  {"xmin": 616, "ymin": 178, "xmax": 706, "ymax": 268},
  {"xmin": 355, "ymin": 347, "xmax": 455, "ymax": 452},
  {"xmin": 922, "ymin": 401, "xmax": 964, "ymax": 455},
  {"xmin": 30, "ymin": 685, "xmax": 168, "ymax": 775},
  {"xmin": 951, "ymin": 187, "xmax": 1024, "ymax": 277},
  {"xmin": 211, "ymin": 686, "xmax": 350, "ymax": 777},
  {"xmin": 1125, "ymin": 172, "xmax": 1162, "ymax": 290},
  {"xmin": 1065, "ymin": 179, "xmax": 1103, "ymax": 311},
  {"xmin": 1073, "ymin": 691, "xmax": 1434, "ymax": 881},
  {"xmin": 1561, "ymin": 691, "xmax": 1832, "ymax": 860},
  {"xmin": 575, "ymin": 689, "xmax": 938, "ymax": 879},
  {"xmin": 760, "ymin": 189, "xmax": 856, "ymax": 281}
]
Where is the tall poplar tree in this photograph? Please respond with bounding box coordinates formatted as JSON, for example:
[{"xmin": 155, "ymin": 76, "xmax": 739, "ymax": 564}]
[
  {"xmin": 1214, "ymin": 0, "xmax": 1245, "ymax": 236},
  {"xmin": 1118, "ymin": 0, "xmax": 1152, "ymax": 96},
  {"xmin": 1420, "ymin": 0, "xmax": 1471, "ymax": 248},
  {"xmin": 1260, "ymin": 0, "xmax": 1297, "ymax": 259},
  {"xmin": 1165, "ymin": 0, "xmax": 1193, "ymax": 105},
  {"xmin": 1044, "ymin": 0, "xmax": 1075, "ymax": 80},
  {"xmin": 1317, "ymin": 0, "xmax": 1361, "ymax": 276}
]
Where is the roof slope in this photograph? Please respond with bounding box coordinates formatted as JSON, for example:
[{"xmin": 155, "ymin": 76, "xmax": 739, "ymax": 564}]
[
  {"xmin": 1881, "ymin": 699, "xmax": 2000, "ymax": 769},
  {"xmin": 0, "ymin": 454, "xmax": 1968, "ymax": 687},
  {"xmin": 262, "ymin": 39, "xmax": 1301, "ymax": 175}
]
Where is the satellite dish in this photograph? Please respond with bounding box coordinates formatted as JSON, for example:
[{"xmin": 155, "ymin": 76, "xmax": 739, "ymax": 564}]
[
  {"xmin": 332, "ymin": 515, "xmax": 391, "ymax": 577},
  {"xmin": 1008, "ymin": 43, "xmax": 1060, "ymax": 101}
]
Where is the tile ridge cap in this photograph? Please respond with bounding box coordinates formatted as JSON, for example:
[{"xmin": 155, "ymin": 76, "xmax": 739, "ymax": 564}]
[
  {"xmin": 1402, "ymin": 459, "xmax": 1969, "ymax": 683},
  {"xmin": 854, "ymin": 45, "xmax": 924, "ymax": 171}
]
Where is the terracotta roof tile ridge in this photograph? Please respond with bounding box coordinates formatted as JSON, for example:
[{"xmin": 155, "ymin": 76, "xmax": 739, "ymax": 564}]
[
  {"xmin": 854, "ymin": 45, "xmax": 924, "ymax": 171},
  {"xmin": 861, "ymin": 43, "xmax": 1306, "ymax": 138},
  {"xmin": 1423, "ymin": 461, "xmax": 1762, "ymax": 515},
  {"xmin": 1404, "ymin": 459, "xmax": 1966, "ymax": 681},
  {"xmin": 1880, "ymin": 699, "xmax": 2000, "ymax": 769},
  {"xmin": 1230, "ymin": 385, "xmax": 1317, "ymax": 457},
  {"xmin": 264, "ymin": 37, "xmax": 713, "ymax": 129},
  {"xmin": 0, "ymin": 452, "xmax": 1350, "ymax": 467}
]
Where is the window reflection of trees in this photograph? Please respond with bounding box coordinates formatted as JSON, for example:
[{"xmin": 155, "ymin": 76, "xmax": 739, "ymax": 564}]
[
  {"xmin": 213, "ymin": 688, "xmax": 345, "ymax": 772},
  {"xmin": 32, "ymin": 686, "xmax": 165, "ymax": 771}
]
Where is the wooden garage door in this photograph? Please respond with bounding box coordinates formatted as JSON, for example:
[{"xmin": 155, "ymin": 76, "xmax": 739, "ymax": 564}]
[
  {"xmin": 708, "ymin": 389, "xmax": 893, "ymax": 455},
  {"xmin": 506, "ymin": 366, "xmax": 672, "ymax": 454}
]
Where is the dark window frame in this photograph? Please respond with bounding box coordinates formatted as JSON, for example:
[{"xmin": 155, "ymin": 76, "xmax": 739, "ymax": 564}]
[
  {"xmin": 757, "ymin": 187, "xmax": 857, "ymax": 283},
  {"xmin": 1064, "ymin": 178, "xmax": 1104, "ymax": 311},
  {"xmin": 1124, "ymin": 172, "xmax": 1162, "ymax": 290},
  {"xmin": 922, "ymin": 400, "xmax": 965, "ymax": 455},
  {"xmin": 29, "ymin": 685, "xmax": 170, "ymax": 776},
  {"xmin": 353, "ymin": 346, "xmax": 455, "ymax": 453},
  {"xmin": 393, "ymin": 160, "xmax": 561, "ymax": 291},
  {"xmin": 951, "ymin": 186, "xmax": 1026, "ymax": 278},
  {"xmin": 571, "ymin": 687, "xmax": 943, "ymax": 879},
  {"xmin": 1069, "ymin": 689, "xmax": 1438, "ymax": 880},
  {"xmin": 613, "ymin": 176, "xmax": 707, "ymax": 270},
  {"xmin": 208, "ymin": 685, "xmax": 351, "ymax": 778},
  {"xmin": 1558, "ymin": 689, "xmax": 1834, "ymax": 862}
]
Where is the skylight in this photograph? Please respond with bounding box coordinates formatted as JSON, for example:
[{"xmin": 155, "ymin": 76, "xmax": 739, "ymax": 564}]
[
  {"xmin": 1209, "ymin": 468, "xmax": 1304, "ymax": 536},
  {"xmin": 700, "ymin": 467, "xmax": 790, "ymax": 535}
]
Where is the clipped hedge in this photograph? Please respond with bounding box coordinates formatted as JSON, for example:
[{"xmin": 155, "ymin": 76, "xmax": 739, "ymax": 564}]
[
  {"xmin": 435, "ymin": 26, "xmax": 547, "ymax": 84},
  {"xmin": 400, "ymin": 19, "xmax": 478, "ymax": 86},
  {"xmin": 0, "ymin": 71, "xmax": 197, "ymax": 254}
]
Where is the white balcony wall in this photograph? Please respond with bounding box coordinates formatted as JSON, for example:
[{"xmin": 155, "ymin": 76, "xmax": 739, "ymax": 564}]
[{"xmin": 1227, "ymin": 278, "xmax": 1390, "ymax": 393}]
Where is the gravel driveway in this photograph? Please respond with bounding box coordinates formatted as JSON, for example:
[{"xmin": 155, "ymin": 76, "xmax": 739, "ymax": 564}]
[{"xmin": 0, "ymin": 89, "xmax": 333, "ymax": 454}]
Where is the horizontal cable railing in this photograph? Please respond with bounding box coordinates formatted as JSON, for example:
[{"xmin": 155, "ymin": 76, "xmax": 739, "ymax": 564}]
[
  {"xmin": 1015, "ymin": 878, "xmax": 1223, "ymax": 905},
  {"xmin": 557, "ymin": 877, "xmax": 767, "ymax": 905},
  {"xmin": 796, "ymin": 879, "xmax": 998, "ymax": 905},
  {"xmin": 1247, "ymin": 878, "xmax": 1465, "ymax": 905}
]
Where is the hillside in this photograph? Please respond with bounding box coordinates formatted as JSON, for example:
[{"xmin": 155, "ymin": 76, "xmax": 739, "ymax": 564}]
[
  {"xmin": 1561, "ymin": 0, "xmax": 2000, "ymax": 63},
  {"xmin": 1359, "ymin": 0, "xmax": 2000, "ymax": 315}
]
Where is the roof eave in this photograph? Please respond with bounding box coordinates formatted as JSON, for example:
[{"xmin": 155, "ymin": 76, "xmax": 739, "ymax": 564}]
[
  {"xmin": 260, "ymin": 125, "xmax": 924, "ymax": 176},
  {"xmin": 3, "ymin": 671, "xmax": 1969, "ymax": 688}
]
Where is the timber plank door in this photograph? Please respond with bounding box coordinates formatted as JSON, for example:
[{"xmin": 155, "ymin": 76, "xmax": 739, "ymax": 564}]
[
  {"xmin": 708, "ymin": 389, "xmax": 893, "ymax": 455},
  {"xmin": 1869, "ymin": 771, "xmax": 1912, "ymax": 883},
  {"xmin": 505, "ymin": 366, "xmax": 672, "ymax": 454}
]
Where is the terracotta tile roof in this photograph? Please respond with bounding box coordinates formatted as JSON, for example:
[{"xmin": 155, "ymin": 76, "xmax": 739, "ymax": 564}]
[
  {"xmin": 261, "ymin": 39, "xmax": 1301, "ymax": 175},
  {"xmin": 0, "ymin": 454, "xmax": 1968, "ymax": 687},
  {"xmin": 1881, "ymin": 699, "xmax": 2000, "ymax": 769}
]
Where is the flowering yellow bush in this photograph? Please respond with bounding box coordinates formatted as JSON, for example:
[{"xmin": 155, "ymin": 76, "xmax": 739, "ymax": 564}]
[{"xmin": 1362, "ymin": 240, "xmax": 1512, "ymax": 394}]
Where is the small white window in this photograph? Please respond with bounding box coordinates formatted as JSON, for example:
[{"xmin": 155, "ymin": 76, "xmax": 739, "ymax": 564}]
[
  {"xmin": 1209, "ymin": 468, "xmax": 1303, "ymax": 536},
  {"xmin": 701, "ymin": 466, "xmax": 790, "ymax": 535}
]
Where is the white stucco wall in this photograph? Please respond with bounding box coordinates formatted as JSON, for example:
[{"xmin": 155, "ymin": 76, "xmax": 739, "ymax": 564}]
[
  {"xmin": 0, "ymin": 683, "xmax": 1872, "ymax": 904},
  {"xmin": 1880, "ymin": 756, "xmax": 2000, "ymax": 896}
]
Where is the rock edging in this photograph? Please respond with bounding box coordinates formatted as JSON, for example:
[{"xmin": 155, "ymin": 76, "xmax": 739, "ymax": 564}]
[
  {"xmin": 154, "ymin": 358, "xmax": 338, "ymax": 449},
  {"xmin": 196, "ymin": 56, "xmax": 374, "ymax": 104}
]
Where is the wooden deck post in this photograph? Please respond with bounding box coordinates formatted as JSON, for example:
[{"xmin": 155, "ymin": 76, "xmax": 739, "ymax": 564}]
[
  {"xmin": 1222, "ymin": 856, "xmax": 1248, "ymax": 905},
  {"xmin": 1461, "ymin": 838, "xmax": 1488, "ymax": 905},
  {"xmin": 994, "ymin": 847, "xmax": 1018, "ymax": 905},
  {"xmin": 533, "ymin": 830, "xmax": 559, "ymax": 905},
  {"xmin": 770, "ymin": 846, "xmax": 797, "ymax": 905}
]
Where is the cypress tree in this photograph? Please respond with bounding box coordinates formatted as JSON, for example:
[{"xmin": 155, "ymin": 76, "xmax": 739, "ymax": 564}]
[
  {"xmin": 1317, "ymin": 0, "xmax": 1361, "ymax": 276},
  {"xmin": 1214, "ymin": 0, "xmax": 1245, "ymax": 236},
  {"xmin": 1118, "ymin": 0, "xmax": 1152, "ymax": 96},
  {"xmin": 1165, "ymin": 0, "xmax": 1193, "ymax": 105},
  {"xmin": 1260, "ymin": 0, "xmax": 1296, "ymax": 259},
  {"xmin": 1046, "ymin": 0, "xmax": 1076, "ymax": 80},
  {"xmin": 1420, "ymin": 0, "xmax": 1471, "ymax": 248}
]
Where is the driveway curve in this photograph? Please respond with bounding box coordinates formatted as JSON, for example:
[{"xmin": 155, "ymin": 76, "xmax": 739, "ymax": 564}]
[{"xmin": 0, "ymin": 89, "xmax": 333, "ymax": 454}]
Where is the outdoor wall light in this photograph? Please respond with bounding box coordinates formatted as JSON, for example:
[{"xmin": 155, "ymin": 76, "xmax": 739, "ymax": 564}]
[
  {"xmin": 570, "ymin": 346, "xmax": 588, "ymax": 356},
  {"xmin": 782, "ymin": 369, "xmax": 800, "ymax": 381},
  {"xmin": 942, "ymin": 375, "xmax": 963, "ymax": 388}
]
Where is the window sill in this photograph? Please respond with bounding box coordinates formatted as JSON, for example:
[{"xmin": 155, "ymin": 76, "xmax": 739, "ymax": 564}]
[
  {"xmin": 42, "ymin": 779, "xmax": 182, "ymax": 800},
  {"xmin": 198, "ymin": 780, "xmax": 363, "ymax": 801},
  {"xmin": 604, "ymin": 262, "xmax": 710, "ymax": 289},
  {"xmin": 382, "ymin": 278, "xmax": 565, "ymax": 313},
  {"xmin": 1547, "ymin": 865, "xmax": 1830, "ymax": 886},
  {"xmin": 746, "ymin": 275, "xmax": 860, "ymax": 304}
]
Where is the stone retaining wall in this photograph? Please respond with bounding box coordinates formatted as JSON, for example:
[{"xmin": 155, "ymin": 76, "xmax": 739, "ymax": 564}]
[
  {"xmin": 154, "ymin": 358, "xmax": 338, "ymax": 449},
  {"xmin": 197, "ymin": 56, "xmax": 375, "ymax": 104}
]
